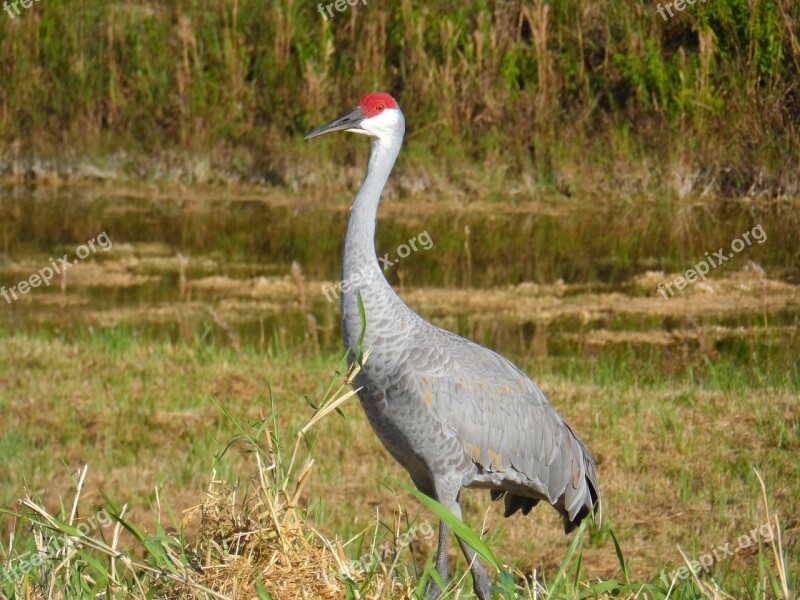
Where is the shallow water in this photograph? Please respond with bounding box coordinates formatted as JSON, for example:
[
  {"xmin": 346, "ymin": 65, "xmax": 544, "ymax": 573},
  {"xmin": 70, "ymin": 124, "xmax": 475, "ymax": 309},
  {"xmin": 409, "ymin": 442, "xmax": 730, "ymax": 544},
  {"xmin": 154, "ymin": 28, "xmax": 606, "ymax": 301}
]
[{"xmin": 0, "ymin": 184, "xmax": 798, "ymax": 366}]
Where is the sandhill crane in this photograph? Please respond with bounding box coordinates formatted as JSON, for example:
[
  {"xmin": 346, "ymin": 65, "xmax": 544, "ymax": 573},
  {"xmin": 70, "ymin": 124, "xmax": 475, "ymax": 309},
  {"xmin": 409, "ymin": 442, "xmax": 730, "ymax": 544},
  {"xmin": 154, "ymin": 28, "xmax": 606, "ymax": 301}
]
[{"xmin": 306, "ymin": 93, "xmax": 600, "ymax": 600}]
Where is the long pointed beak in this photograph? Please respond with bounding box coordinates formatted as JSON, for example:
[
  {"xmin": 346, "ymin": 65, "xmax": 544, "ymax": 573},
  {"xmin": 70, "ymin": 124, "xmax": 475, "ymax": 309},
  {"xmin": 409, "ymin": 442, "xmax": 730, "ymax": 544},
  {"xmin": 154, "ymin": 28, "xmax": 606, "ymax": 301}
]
[{"xmin": 305, "ymin": 106, "xmax": 366, "ymax": 140}]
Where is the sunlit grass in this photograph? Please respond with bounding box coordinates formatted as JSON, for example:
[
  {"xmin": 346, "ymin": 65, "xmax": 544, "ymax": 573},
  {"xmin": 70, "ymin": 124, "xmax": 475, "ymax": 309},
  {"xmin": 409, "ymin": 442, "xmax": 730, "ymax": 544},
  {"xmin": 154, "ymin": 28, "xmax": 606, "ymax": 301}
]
[
  {"xmin": 0, "ymin": 347, "xmax": 793, "ymax": 598},
  {"xmin": 0, "ymin": 325, "xmax": 797, "ymax": 597}
]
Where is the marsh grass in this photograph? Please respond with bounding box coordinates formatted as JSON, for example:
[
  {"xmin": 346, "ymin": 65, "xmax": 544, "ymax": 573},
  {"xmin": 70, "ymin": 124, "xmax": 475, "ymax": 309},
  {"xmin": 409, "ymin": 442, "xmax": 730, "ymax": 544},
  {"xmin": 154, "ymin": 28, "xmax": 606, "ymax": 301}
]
[
  {"xmin": 1, "ymin": 1, "xmax": 799, "ymax": 194},
  {"xmin": 0, "ymin": 355, "xmax": 792, "ymax": 598},
  {"xmin": 0, "ymin": 330, "xmax": 797, "ymax": 600},
  {"xmin": 0, "ymin": 216, "xmax": 797, "ymax": 597}
]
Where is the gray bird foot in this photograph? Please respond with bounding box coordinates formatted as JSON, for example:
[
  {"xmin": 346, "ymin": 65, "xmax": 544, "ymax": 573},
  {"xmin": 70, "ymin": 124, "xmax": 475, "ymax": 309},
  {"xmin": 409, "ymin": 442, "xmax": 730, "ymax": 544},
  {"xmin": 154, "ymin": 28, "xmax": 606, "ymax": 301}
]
[
  {"xmin": 424, "ymin": 569, "xmax": 450, "ymax": 600},
  {"xmin": 471, "ymin": 571, "xmax": 492, "ymax": 600},
  {"xmin": 425, "ymin": 576, "xmax": 491, "ymax": 600},
  {"xmin": 425, "ymin": 581, "xmax": 442, "ymax": 600}
]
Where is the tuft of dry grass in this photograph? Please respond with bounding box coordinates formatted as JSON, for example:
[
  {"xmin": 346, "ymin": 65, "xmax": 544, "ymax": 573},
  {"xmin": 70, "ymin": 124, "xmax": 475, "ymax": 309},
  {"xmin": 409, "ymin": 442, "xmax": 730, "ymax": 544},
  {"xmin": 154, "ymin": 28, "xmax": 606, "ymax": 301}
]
[
  {"xmin": 165, "ymin": 445, "xmax": 348, "ymax": 598},
  {"xmin": 158, "ymin": 358, "xmax": 376, "ymax": 598}
]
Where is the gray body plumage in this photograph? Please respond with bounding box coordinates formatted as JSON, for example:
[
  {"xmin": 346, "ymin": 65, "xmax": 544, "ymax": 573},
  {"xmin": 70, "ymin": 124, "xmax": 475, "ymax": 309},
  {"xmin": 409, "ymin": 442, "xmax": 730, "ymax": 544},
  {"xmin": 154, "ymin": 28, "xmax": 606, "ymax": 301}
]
[
  {"xmin": 341, "ymin": 261, "xmax": 598, "ymax": 533},
  {"xmin": 310, "ymin": 96, "xmax": 599, "ymax": 600}
]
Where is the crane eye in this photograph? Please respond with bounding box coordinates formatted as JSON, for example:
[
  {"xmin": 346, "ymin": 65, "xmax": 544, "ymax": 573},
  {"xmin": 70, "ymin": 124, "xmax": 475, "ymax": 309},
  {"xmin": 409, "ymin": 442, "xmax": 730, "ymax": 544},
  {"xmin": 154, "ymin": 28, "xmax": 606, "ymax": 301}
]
[{"xmin": 375, "ymin": 103, "xmax": 385, "ymax": 112}]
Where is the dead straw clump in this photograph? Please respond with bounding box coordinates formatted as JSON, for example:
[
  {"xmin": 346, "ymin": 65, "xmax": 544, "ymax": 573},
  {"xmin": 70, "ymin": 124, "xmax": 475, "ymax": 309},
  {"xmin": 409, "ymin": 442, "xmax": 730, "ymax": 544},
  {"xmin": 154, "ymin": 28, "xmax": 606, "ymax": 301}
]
[
  {"xmin": 161, "ymin": 357, "xmax": 375, "ymax": 599},
  {"xmin": 168, "ymin": 471, "xmax": 345, "ymax": 599}
]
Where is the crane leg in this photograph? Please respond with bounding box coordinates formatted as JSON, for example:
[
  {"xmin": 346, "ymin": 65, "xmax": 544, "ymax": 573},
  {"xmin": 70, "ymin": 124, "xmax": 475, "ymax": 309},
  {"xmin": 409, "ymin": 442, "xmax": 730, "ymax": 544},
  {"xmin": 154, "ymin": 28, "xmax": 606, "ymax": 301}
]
[
  {"xmin": 425, "ymin": 519, "xmax": 450, "ymax": 600},
  {"xmin": 427, "ymin": 480, "xmax": 492, "ymax": 600},
  {"xmin": 456, "ymin": 533, "xmax": 492, "ymax": 600}
]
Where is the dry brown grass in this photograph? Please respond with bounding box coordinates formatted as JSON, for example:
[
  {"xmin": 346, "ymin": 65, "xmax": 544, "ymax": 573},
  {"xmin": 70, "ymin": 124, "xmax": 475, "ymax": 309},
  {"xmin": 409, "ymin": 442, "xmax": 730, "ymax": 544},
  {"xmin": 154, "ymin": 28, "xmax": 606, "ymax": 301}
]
[{"xmin": 0, "ymin": 193, "xmax": 797, "ymax": 596}]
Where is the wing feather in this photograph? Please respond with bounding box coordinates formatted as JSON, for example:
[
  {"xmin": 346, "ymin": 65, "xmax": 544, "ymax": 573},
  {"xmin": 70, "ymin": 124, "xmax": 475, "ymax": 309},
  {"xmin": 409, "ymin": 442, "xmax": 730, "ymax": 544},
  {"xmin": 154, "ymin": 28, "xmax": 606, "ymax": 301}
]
[{"xmin": 405, "ymin": 323, "xmax": 599, "ymax": 526}]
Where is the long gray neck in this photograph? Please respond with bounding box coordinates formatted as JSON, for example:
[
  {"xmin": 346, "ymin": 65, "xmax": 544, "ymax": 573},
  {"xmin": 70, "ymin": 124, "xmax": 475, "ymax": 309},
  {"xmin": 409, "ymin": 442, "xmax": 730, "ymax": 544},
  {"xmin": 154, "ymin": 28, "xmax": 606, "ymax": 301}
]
[{"xmin": 341, "ymin": 130, "xmax": 407, "ymax": 350}]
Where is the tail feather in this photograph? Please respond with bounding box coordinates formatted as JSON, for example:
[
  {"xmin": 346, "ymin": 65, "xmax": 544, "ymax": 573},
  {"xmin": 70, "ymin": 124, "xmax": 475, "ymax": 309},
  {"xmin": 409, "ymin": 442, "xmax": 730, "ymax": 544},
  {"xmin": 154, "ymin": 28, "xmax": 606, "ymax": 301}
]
[
  {"xmin": 488, "ymin": 428, "xmax": 601, "ymax": 532},
  {"xmin": 488, "ymin": 490, "xmax": 541, "ymax": 518},
  {"xmin": 563, "ymin": 441, "xmax": 601, "ymax": 533}
]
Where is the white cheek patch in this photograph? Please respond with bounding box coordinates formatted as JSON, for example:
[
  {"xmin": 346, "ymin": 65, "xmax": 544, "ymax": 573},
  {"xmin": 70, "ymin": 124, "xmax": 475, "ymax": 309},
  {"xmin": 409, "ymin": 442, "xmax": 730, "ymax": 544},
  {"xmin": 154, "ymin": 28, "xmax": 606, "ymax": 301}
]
[{"xmin": 361, "ymin": 109, "xmax": 402, "ymax": 137}]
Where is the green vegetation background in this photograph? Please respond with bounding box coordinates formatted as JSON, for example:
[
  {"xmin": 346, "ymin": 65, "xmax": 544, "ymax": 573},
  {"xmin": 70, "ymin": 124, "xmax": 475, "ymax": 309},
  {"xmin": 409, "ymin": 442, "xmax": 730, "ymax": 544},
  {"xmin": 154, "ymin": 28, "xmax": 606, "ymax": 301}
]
[{"xmin": 0, "ymin": 0, "xmax": 798, "ymax": 193}]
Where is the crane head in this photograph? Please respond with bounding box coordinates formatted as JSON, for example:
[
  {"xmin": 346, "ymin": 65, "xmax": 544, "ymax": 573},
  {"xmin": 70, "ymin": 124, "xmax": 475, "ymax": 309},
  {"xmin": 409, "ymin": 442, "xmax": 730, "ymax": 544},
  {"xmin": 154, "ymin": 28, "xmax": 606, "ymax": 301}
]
[{"xmin": 305, "ymin": 92, "xmax": 402, "ymax": 141}]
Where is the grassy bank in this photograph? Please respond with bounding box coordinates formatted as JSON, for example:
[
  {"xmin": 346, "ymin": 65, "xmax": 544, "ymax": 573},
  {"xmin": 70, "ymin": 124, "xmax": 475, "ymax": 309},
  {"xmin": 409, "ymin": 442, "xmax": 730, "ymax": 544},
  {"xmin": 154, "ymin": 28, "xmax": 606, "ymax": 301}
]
[
  {"xmin": 0, "ymin": 325, "xmax": 797, "ymax": 597},
  {"xmin": 1, "ymin": 1, "xmax": 799, "ymax": 194}
]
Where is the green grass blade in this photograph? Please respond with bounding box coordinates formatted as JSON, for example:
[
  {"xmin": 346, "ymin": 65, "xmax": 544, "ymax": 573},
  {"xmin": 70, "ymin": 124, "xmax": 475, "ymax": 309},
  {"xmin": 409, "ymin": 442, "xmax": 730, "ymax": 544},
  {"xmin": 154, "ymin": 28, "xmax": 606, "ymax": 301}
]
[
  {"xmin": 399, "ymin": 482, "xmax": 502, "ymax": 572},
  {"xmin": 548, "ymin": 521, "xmax": 587, "ymax": 597},
  {"xmin": 609, "ymin": 527, "xmax": 630, "ymax": 585}
]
